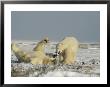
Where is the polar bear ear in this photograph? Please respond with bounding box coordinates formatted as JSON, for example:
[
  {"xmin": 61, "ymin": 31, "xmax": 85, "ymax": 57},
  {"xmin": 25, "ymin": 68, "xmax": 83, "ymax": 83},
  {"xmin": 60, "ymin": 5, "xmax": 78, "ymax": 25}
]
[{"xmin": 43, "ymin": 37, "xmax": 49, "ymax": 43}]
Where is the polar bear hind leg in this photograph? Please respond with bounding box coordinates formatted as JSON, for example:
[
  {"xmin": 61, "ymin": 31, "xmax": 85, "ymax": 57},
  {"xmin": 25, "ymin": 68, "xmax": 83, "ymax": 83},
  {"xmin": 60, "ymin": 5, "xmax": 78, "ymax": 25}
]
[{"xmin": 11, "ymin": 43, "xmax": 30, "ymax": 63}]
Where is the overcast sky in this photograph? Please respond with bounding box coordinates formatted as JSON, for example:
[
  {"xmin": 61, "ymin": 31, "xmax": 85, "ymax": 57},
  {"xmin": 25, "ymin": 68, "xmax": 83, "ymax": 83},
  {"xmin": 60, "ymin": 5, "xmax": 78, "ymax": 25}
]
[{"xmin": 11, "ymin": 11, "xmax": 100, "ymax": 42}]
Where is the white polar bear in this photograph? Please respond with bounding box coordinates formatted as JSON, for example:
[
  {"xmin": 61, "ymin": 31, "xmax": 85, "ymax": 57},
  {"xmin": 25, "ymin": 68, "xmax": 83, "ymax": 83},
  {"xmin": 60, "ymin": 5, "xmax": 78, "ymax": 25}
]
[
  {"xmin": 11, "ymin": 37, "xmax": 55, "ymax": 65},
  {"xmin": 56, "ymin": 37, "xmax": 79, "ymax": 64}
]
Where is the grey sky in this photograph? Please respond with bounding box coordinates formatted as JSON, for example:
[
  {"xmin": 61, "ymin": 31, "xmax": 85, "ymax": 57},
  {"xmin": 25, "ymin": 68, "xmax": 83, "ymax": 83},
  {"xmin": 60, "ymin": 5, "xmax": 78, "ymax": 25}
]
[{"xmin": 11, "ymin": 11, "xmax": 100, "ymax": 42}]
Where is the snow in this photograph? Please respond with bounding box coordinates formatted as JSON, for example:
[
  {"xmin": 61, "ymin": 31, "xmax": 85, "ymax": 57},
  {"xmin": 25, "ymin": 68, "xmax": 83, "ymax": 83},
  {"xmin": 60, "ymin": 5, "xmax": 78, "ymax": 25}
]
[{"xmin": 11, "ymin": 41, "xmax": 100, "ymax": 77}]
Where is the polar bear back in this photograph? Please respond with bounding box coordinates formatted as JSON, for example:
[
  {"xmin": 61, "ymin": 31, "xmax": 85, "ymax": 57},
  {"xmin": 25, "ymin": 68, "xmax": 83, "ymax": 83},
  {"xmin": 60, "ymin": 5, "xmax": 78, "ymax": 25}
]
[{"xmin": 60, "ymin": 37, "xmax": 79, "ymax": 49}]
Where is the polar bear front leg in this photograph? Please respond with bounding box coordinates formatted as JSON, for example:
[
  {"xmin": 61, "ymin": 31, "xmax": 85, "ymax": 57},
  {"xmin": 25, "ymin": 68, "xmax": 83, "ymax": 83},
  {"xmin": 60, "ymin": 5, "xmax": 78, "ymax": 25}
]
[{"xmin": 63, "ymin": 49, "xmax": 76, "ymax": 64}]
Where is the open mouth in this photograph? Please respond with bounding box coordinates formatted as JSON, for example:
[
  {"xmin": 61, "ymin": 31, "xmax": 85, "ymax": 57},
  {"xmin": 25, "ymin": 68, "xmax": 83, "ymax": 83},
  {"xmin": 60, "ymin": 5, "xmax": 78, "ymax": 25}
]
[
  {"xmin": 44, "ymin": 39, "xmax": 49, "ymax": 43},
  {"xmin": 55, "ymin": 51, "xmax": 62, "ymax": 56}
]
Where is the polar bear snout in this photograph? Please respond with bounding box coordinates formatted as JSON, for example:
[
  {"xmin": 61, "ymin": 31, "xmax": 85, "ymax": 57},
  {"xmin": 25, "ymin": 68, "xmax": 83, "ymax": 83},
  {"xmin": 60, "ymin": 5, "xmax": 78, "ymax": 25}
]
[
  {"xmin": 44, "ymin": 39, "xmax": 49, "ymax": 43},
  {"xmin": 56, "ymin": 50, "xmax": 62, "ymax": 56},
  {"xmin": 42, "ymin": 37, "xmax": 49, "ymax": 44},
  {"xmin": 58, "ymin": 51, "xmax": 61, "ymax": 54}
]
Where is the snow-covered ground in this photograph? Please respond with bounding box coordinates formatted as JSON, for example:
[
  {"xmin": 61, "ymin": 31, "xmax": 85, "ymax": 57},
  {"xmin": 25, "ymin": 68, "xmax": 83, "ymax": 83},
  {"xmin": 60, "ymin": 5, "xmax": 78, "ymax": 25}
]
[{"xmin": 11, "ymin": 41, "xmax": 100, "ymax": 77}]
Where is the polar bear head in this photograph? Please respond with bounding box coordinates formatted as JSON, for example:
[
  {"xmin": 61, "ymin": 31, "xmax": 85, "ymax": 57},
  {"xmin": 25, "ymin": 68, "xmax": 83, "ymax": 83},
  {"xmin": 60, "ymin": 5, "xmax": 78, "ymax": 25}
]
[
  {"xmin": 33, "ymin": 37, "xmax": 49, "ymax": 52},
  {"xmin": 56, "ymin": 42, "xmax": 68, "ymax": 55}
]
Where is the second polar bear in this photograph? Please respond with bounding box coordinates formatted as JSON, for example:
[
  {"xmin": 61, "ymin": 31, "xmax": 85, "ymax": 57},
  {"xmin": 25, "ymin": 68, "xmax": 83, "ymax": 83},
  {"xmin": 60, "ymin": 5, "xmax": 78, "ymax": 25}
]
[
  {"xmin": 56, "ymin": 37, "xmax": 79, "ymax": 64},
  {"xmin": 11, "ymin": 37, "xmax": 55, "ymax": 65}
]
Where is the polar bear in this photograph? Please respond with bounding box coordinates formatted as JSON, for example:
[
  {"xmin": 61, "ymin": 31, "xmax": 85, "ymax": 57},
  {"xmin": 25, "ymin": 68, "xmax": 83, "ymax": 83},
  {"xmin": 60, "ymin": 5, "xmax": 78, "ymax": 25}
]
[
  {"xmin": 56, "ymin": 37, "xmax": 79, "ymax": 64},
  {"xmin": 11, "ymin": 37, "xmax": 55, "ymax": 65},
  {"xmin": 33, "ymin": 37, "xmax": 49, "ymax": 53}
]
